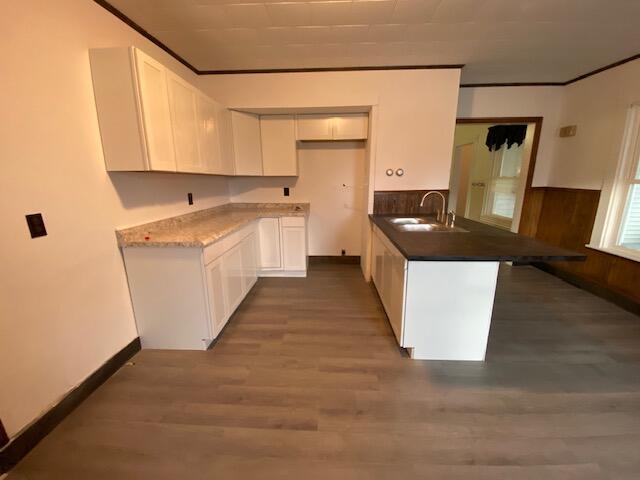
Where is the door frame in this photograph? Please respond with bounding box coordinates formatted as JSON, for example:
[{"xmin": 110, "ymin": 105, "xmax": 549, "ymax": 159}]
[{"xmin": 456, "ymin": 117, "xmax": 543, "ymax": 234}]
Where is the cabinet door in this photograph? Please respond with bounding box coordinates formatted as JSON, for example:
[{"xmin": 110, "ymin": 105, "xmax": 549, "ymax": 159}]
[
  {"xmin": 216, "ymin": 105, "xmax": 236, "ymax": 175},
  {"xmin": 282, "ymin": 226, "xmax": 307, "ymax": 271},
  {"xmin": 222, "ymin": 243, "xmax": 244, "ymax": 314},
  {"xmin": 333, "ymin": 113, "xmax": 368, "ymax": 140},
  {"xmin": 260, "ymin": 115, "xmax": 298, "ymax": 176},
  {"xmin": 196, "ymin": 94, "xmax": 222, "ymax": 174},
  {"xmin": 371, "ymin": 230, "xmax": 384, "ymax": 290},
  {"xmin": 231, "ymin": 111, "xmax": 263, "ymax": 175},
  {"xmin": 388, "ymin": 248, "xmax": 406, "ymax": 344},
  {"xmin": 296, "ymin": 114, "xmax": 333, "ymax": 140},
  {"xmin": 258, "ymin": 218, "xmax": 282, "ymax": 269},
  {"xmin": 240, "ymin": 233, "xmax": 258, "ymax": 292},
  {"xmin": 205, "ymin": 256, "xmax": 227, "ymax": 336},
  {"xmin": 133, "ymin": 49, "xmax": 176, "ymax": 171},
  {"xmin": 167, "ymin": 72, "xmax": 203, "ymax": 173}
]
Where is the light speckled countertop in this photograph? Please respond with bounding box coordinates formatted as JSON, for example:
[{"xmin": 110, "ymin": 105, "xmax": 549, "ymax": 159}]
[{"xmin": 117, "ymin": 203, "xmax": 309, "ymax": 248}]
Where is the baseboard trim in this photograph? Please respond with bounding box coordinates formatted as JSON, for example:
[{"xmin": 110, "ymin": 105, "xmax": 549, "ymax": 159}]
[
  {"xmin": 0, "ymin": 337, "xmax": 141, "ymax": 474},
  {"xmin": 309, "ymin": 255, "xmax": 361, "ymax": 265},
  {"xmin": 533, "ymin": 263, "xmax": 640, "ymax": 316},
  {"xmin": 258, "ymin": 270, "xmax": 307, "ymax": 277}
]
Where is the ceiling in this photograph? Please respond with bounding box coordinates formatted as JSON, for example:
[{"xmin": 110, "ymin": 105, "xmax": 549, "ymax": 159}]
[{"xmin": 105, "ymin": 0, "xmax": 640, "ymax": 83}]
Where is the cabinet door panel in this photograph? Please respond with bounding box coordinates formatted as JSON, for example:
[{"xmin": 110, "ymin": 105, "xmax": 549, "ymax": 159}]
[
  {"xmin": 205, "ymin": 257, "xmax": 227, "ymax": 336},
  {"xmin": 241, "ymin": 233, "xmax": 258, "ymax": 292},
  {"xmin": 231, "ymin": 111, "xmax": 262, "ymax": 175},
  {"xmin": 167, "ymin": 73, "xmax": 202, "ymax": 173},
  {"xmin": 222, "ymin": 243, "xmax": 244, "ymax": 314},
  {"xmin": 134, "ymin": 49, "xmax": 176, "ymax": 171},
  {"xmin": 196, "ymin": 94, "xmax": 222, "ymax": 174},
  {"xmin": 282, "ymin": 226, "xmax": 306, "ymax": 271},
  {"xmin": 296, "ymin": 114, "xmax": 333, "ymax": 140},
  {"xmin": 333, "ymin": 113, "xmax": 369, "ymax": 140},
  {"xmin": 216, "ymin": 105, "xmax": 236, "ymax": 175},
  {"xmin": 260, "ymin": 115, "xmax": 297, "ymax": 176},
  {"xmin": 258, "ymin": 218, "xmax": 282, "ymax": 269}
]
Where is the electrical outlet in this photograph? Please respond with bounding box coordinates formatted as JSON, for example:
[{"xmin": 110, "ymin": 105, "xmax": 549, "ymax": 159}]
[
  {"xmin": 188, "ymin": 193, "xmax": 193, "ymax": 205},
  {"xmin": 26, "ymin": 213, "xmax": 47, "ymax": 238},
  {"xmin": 283, "ymin": 187, "xmax": 290, "ymax": 197},
  {"xmin": 341, "ymin": 249, "xmax": 346, "ymax": 256}
]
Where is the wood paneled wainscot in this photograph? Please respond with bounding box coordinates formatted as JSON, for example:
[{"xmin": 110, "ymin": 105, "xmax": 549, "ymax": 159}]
[{"xmin": 520, "ymin": 187, "xmax": 640, "ymax": 312}]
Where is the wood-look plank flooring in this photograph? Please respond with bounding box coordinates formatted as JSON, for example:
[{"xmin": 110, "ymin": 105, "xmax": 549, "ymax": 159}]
[{"xmin": 8, "ymin": 264, "xmax": 640, "ymax": 479}]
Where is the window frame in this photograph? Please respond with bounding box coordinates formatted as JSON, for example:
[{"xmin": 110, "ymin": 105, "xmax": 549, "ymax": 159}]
[{"xmin": 588, "ymin": 103, "xmax": 640, "ymax": 262}]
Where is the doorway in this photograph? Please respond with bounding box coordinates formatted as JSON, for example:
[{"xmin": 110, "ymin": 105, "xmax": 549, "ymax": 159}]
[{"xmin": 448, "ymin": 118, "xmax": 541, "ymax": 232}]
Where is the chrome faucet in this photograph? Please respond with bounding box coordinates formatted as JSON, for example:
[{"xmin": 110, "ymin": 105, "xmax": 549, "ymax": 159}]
[{"xmin": 419, "ymin": 191, "xmax": 447, "ymax": 223}]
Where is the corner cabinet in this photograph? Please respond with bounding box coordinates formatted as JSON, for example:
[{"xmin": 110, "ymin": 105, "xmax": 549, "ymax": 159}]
[{"xmin": 122, "ymin": 216, "xmax": 307, "ymax": 350}]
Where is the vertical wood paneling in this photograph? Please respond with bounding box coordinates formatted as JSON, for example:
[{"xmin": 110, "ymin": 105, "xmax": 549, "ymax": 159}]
[{"xmin": 530, "ymin": 187, "xmax": 640, "ymax": 309}]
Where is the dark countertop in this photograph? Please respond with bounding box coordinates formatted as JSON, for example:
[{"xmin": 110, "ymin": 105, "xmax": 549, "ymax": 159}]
[{"xmin": 370, "ymin": 214, "xmax": 586, "ymax": 262}]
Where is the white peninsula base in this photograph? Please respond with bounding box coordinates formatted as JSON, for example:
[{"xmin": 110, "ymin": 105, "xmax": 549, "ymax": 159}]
[{"xmin": 372, "ymin": 225, "xmax": 499, "ymax": 361}]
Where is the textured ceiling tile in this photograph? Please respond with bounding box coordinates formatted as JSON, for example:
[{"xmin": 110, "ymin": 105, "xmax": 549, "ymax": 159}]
[
  {"xmin": 224, "ymin": 3, "xmax": 272, "ymax": 27},
  {"xmin": 331, "ymin": 25, "xmax": 371, "ymax": 43},
  {"xmin": 259, "ymin": 26, "xmax": 299, "ymax": 44},
  {"xmin": 431, "ymin": 0, "xmax": 483, "ymax": 23},
  {"xmin": 351, "ymin": 0, "xmax": 397, "ymax": 24},
  {"xmin": 198, "ymin": 27, "xmax": 261, "ymax": 44},
  {"xmin": 266, "ymin": 2, "xmax": 313, "ymax": 26},
  {"xmin": 310, "ymin": 1, "xmax": 355, "ymax": 25},
  {"xmin": 391, "ymin": 0, "xmax": 441, "ymax": 24},
  {"xmin": 292, "ymin": 25, "xmax": 333, "ymax": 43},
  {"xmin": 367, "ymin": 24, "xmax": 407, "ymax": 42}
]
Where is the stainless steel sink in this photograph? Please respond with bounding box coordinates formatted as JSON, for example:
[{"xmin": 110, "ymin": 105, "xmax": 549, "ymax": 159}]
[
  {"xmin": 396, "ymin": 224, "xmax": 468, "ymax": 233},
  {"xmin": 386, "ymin": 217, "xmax": 468, "ymax": 233}
]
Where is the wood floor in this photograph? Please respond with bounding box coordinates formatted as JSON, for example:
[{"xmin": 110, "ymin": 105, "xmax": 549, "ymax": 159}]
[{"xmin": 8, "ymin": 264, "xmax": 640, "ymax": 479}]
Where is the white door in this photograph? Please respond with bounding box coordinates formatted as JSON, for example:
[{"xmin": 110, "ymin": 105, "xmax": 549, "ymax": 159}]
[
  {"xmin": 260, "ymin": 115, "xmax": 297, "ymax": 176},
  {"xmin": 332, "ymin": 113, "xmax": 368, "ymax": 140},
  {"xmin": 133, "ymin": 49, "xmax": 176, "ymax": 171},
  {"xmin": 296, "ymin": 114, "xmax": 333, "ymax": 140},
  {"xmin": 216, "ymin": 105, "xmax": 236, "ymax": 175},
  {"xmin": 240, "ymin": 233, "xmax": 258, "ymax": 292},
  {"xmin": 222, "ymin": 243, "xmax": 244, "ymax": 313},
  {"xmin": 282, "ymin": 227, "xmax": 306, "ymax": 271},
  {"xmin": 258, "ymin": 218, "xmax": 282, "ymax": 269},
  {"xmin": 196, "ymin": 94, "xmax": 222, "ymax": 174},
  {"xmin": 167, "ymin": 72, "xmax": 202, "ymax": 173},
  {"xmin": 205, "ymin": 256, "xmax": 227, "ymax": 336},
  {"xmin": 231, "ymin": 111, "xmax": 263, "ymax": 175}
]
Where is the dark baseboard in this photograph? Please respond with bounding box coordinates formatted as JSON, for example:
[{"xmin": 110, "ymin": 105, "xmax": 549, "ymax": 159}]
[
  {"xmin": 0, "ymin": 337, "xmax": 141, "ymax": 474},
  {"xmin": 0, "ymin": 420, "xmax": 8, "ymax": 449},
  {"xmin": 309, "ymin": 255, "xmax": 361, "ymax": 265},
  {"xmin": 533, "ymin": 263, "xmax": 640, "ymax": 316}
]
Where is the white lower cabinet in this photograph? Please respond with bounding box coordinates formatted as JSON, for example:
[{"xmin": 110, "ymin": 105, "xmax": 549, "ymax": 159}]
[
  {"xmin": 258, "ymin": 216, "xmax": 307, "ymax": 277},
  {"xmin": 123, "ymin": 217, "xmax": 307, "ymax": 350}
]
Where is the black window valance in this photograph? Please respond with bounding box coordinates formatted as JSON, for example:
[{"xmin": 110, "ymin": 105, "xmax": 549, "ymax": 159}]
[{"xmin": 485, "ymin": 125, "xmax": 527, "ymax": 152}]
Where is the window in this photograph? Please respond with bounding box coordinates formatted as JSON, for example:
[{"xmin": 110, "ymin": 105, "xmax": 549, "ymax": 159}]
[
  {"xmin": 482, "ymin": 143, "xmax": 523, "ymax": 225},
  {"xmin": 590, "ymin": 104, "xmax": 640, "ymax": 261}
]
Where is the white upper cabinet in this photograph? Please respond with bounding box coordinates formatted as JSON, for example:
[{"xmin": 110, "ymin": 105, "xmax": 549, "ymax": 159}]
[
  {"xmin": 167, "ymin": 71, "xmax": 202, "ymax": 173},
  {"xmin": 260, "ymin": 115, "xmax": 298, "ymax": 176},
  {"xmin": 216, "ymin": 105, "xmax": 236, "ymax": 175},
  {"xmin": 332, "ymin": 113, "xmax": 369, "ymax": 140},
  {"xmin": 133, "ymin": 49, "xmax": 178, "ymax": 172},
  {"xmin": 231, "ymin": 111, "xmax": 263, "ymax": 176},
  {"xmin": 295, "ymin": 114, "xmax": 368, "ymax": 141},
  {"xmin": 195, "ymin": 94, "xmax": 223, "ymax": 175},
  {"xmin": 296, "ymin": 114, "xmax": 333, "ymax": 140}
]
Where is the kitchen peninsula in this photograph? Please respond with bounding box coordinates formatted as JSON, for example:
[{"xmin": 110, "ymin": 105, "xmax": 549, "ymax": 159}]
[{"xmin": 370, "ymin": 214, "xmax": 585, "ymax": 361}]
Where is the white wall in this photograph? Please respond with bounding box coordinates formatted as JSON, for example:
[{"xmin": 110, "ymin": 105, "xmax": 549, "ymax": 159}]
[
  {"xmin": 230, "ymin": 142, "xmax": 366, "ymax": 256},
  {"xmin": 457, "ymin": 86, "xmax": 565, "ymax": 186},
  {"xmin": 551, "ymin": 60, "xmax": 640, "ymax": 190},
  {"xmin": 199, "ymin": 69, "xmax": 461, "ymax": 191},
  {"xmin": 0, "ymin": 0, "xmax": 230, "ymax": 438}
]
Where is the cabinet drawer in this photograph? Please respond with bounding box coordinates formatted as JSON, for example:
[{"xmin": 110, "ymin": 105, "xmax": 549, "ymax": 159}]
[{"xmin": 280, "ymin": 216, "xmax": 305, "ymax": 227}]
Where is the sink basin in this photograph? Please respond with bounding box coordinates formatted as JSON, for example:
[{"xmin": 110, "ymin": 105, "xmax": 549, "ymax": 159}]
[
  {"xmin": 394, "ymin": 223, "xmax": 468, "ymax": 233},
  {"xmin": 387, "ymin": 217, "xmax": 429, "ymax": 225}
]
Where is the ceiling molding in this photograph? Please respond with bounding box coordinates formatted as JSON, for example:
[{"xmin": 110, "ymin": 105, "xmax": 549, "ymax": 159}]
[
  {"xmin": 93, "ymin": 0, "xmax": 199, "ymax": 74},
  {"xmin": 198, "ymin": 64, "xmax": 465, "ymax": 75},
  {"xmin": 94, "ymin": 0, "xmax": 640, "ymax": 86}
]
